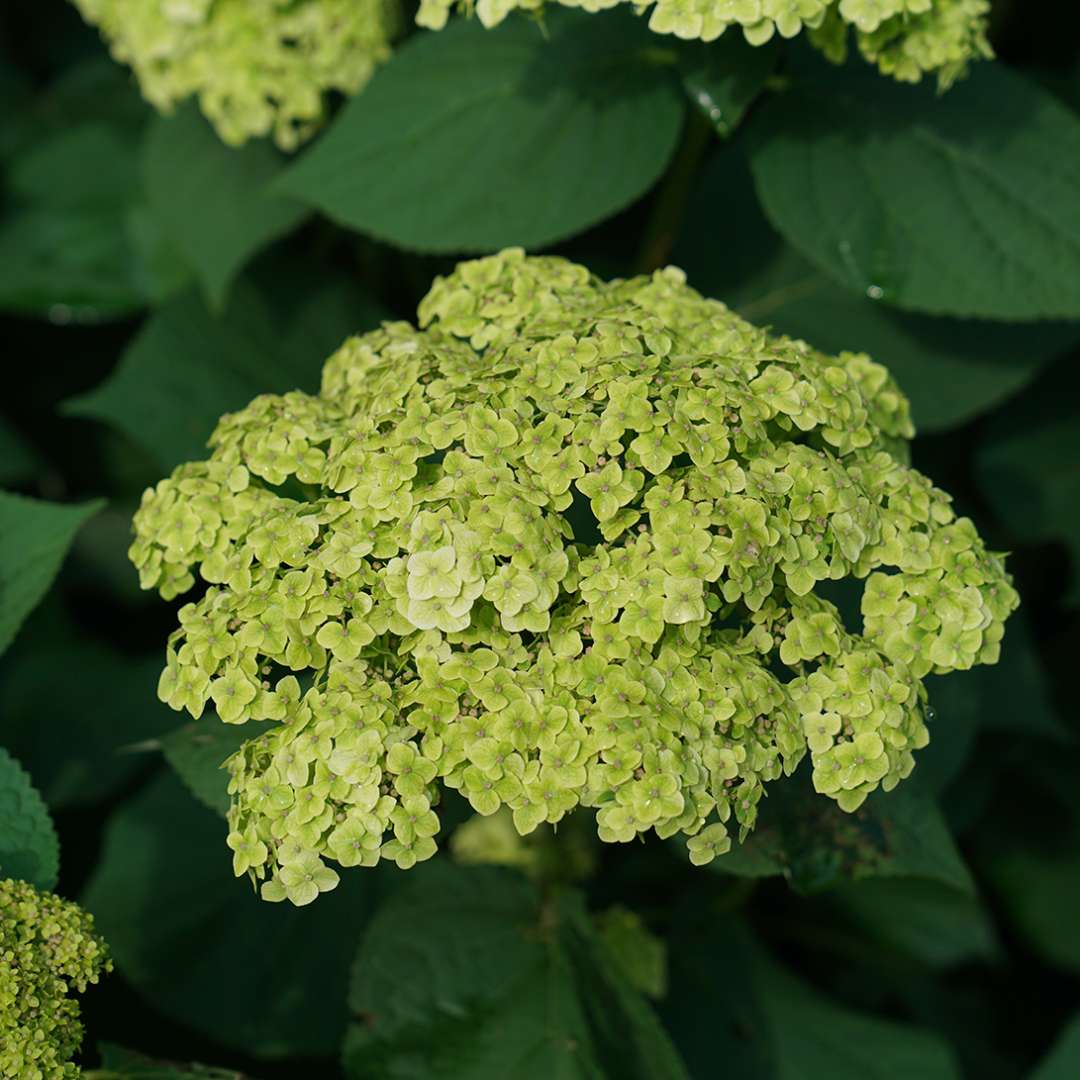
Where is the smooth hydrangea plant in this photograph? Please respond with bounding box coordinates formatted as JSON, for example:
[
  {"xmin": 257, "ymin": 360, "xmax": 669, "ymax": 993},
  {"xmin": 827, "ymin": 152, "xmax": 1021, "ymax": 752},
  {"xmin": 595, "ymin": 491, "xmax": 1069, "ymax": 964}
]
[
  {"xmin": 0, "ymin": 879, "xmax": 111, "ymax": 1079},
  {"xmin": 419, "ymin": 0, "xmax": 991, "ymax": 87},
  {"xmin": 130, "ymin": 250, "xmax": 1017, "ymax": 905},
  {"xmin": 70, "ymin": 0, "xmax": 401, "ymax": 148}
]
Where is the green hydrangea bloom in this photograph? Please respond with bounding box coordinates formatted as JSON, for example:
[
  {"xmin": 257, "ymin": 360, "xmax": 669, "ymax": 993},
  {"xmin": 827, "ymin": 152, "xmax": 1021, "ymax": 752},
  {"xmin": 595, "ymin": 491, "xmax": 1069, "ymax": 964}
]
[
  {"xmin": 417, "ymin": 0, "xmax": 990, "ymax": 87},
  {"xmin": 0, "ymin": 879, "xmax": 111, "ymax": 1079},
  {"xmin": 129, "ymin": 249, "xmax": 1017, "ymax": 904},
  {"xmin": 70, "ymin": 0, "xmax": 401, "ymax": 148}
]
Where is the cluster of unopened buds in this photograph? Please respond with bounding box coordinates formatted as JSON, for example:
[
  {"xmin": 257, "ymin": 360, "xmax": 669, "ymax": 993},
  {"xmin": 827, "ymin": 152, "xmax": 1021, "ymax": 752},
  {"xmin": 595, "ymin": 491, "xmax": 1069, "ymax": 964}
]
[
  {"xmin": 0, "ymin": 878, "xmax": 111, "ymax": 1079},
  {"xmin": 131, "ymin": 249, "xmax": 1017, "ymax": 905}
]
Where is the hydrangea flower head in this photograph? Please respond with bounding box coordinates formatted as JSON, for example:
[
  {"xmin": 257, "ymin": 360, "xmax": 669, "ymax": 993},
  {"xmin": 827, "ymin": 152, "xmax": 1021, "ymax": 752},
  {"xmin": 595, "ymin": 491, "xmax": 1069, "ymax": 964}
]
[
  {"xmin": 418, "ymin": 0, "xmax": 991, "ymax": 88},
  {"xmin": 0, "ymin": 879, "xmax": 111, "ymax": 1079},
  {"xmin": 71, "ymin": 0, "xmax": 401, "ymax": 148},
  {"xmin": 130, "ymin": 249, "xmax": 1017, "ymax": 905}
]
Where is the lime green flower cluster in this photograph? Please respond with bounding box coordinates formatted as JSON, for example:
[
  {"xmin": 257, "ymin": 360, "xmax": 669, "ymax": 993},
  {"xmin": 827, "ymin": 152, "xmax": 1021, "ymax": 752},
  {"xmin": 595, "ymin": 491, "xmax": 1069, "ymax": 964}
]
[
  {"xmin": 417, "ymin": 0, "xmax": 990, "ymax": 87},
  {"xmin": 129, "ymin": 249, "xmax": 1016, "ymax": 904},
  {"xmin": 70, "ymin": 0, "xmax": 400, "ymax": 148},
  {"xmin": 0, "ymin": 879, "xmax": 111, "ymax": 1079}
]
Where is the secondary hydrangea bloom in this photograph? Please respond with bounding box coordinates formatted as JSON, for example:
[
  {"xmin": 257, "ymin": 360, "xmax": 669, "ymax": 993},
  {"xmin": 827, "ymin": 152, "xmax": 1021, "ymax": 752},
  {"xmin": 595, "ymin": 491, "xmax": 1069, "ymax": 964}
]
[
  {"xmin": 70, "ymin": 0, "xmax": 401, "ymax": 148},
  {"xmin": 130, "ymin": 250, "xmax": 1017, "ymax": 905},
  {"xmin": 0, "ymin": 879, "xmax": 111, "ymax": 1079},
  {"xmin": 417, "ymin": 0, "xmax": 991, "ymax": 87}
]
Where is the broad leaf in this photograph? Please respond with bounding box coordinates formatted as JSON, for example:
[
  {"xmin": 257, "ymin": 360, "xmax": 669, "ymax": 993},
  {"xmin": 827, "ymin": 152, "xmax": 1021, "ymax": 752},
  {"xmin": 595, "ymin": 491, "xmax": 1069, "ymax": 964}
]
[
  {"xmin": 920, "ymin": 613, "xmax": 1066, "ymax": 797},
  {"xmin": 0, "ymin": 418, "xmax": 40, "ymax": 486},
  {"xmin": 749, "ymin": 948, "xmax": 960, "ymax": 1078},
  {"xmin": 143, "ymin": 106, "xmax": 308, "ymax": 310},
  {"xmin": 95, "ymin": 1043, "xmax": 246, "ymax": 1079},
  {"xmin": 279, "ymin": 9, "xmax": 684, "ymax": 252},
  {"xmin": 982, "ymin": 840, "xmax": 1080, "ymax": 977},
  {"xmin": 679, "ymin": 36, "xmax": 777, "ymax": 138},
  {"xmin": 82, "ymin": 770, "xmax": 383, "ymax": 1058},
  {"xmin": 0, "ymin": 60, "xmax": 187, "ymax": 321},
  {"xmin": 161, "ymin": 716, "xmax": 256, "ymax": 817},
  {"xmin": 676, "ymin": 149, "xmax": 1079, "ymax": 432},
  {"xmin": 0, "ymin": 491, "xmax": 102, "ymax": 657},
  {"xmin": 746, "ymin": 61, "xmax": 1080, "ymax": 320},
  {"xmin": 827, "ymin": 878, "xmax": 998, "ymax": 968},
  {"xmin": 0, "ymin": 745, "xmax": 59, "ymax": 890},
  {"xmin": 344, "ymin": 863, "xmax": 687, "ymax": 1079},
  {"xmin": 663, "ymin": 907, "xmax": 959, "ymax": 1078},
  {"xmin": 978, "ymin": 393, "xmax": 1080, "ymax": 605},
  {"xmin": 700, "ymin": 771, "xmax": 973, "ymax": 895},
  {"xmin": 0, "ymin": 605, "xmax": 173, "ymax": 808},
  {"xmin": 65, "ymin": 277, "xmax": 383, "ymax": 471},
  {"xmin": 1033, "ymin": 1014, "xmax": 1080, "ymax": 1080}
]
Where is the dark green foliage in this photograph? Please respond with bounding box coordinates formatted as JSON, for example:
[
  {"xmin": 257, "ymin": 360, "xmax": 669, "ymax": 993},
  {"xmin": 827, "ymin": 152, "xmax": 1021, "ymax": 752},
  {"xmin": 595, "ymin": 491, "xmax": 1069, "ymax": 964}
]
[{"xmin": 1, "ymin": 0, "xmax": 1079, "ymax": 1076}]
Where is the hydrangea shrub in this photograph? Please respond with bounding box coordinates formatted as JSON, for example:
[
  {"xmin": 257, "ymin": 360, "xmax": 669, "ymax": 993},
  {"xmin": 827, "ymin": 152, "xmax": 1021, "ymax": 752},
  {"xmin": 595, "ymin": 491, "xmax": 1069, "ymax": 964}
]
[
  {"xmin": 0, "ymin": 879, "xmax": 111, "ymax": 1079},
  {"xmin": 418, "ymin": 0, "xmax": 992, "ymax": 87},
  {"xmin": 70, "ymin": 0, "xmax": 401, "ymax": 148},
  {"xmin": 130, "ymin": 250, "xmax": 1017, "ymax": 906}
]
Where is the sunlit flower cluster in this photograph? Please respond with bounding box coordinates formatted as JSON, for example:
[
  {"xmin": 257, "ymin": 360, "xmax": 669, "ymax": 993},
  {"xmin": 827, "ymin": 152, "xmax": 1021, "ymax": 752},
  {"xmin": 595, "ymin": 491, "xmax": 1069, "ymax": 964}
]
[
  {"xmin": 70, "ymin": 0, "xmax": 401, "ymax": 148},
  {"xmin": 418, "ymin": 0, "xmax": 991, "ymax": 87},
  {"xmin": 130, "ymin": 249, "xmax": 1016, "ymax": 904},
  {"xmin": 0, "ymin": 879, "xmax": 111, "ymax": 1080}
]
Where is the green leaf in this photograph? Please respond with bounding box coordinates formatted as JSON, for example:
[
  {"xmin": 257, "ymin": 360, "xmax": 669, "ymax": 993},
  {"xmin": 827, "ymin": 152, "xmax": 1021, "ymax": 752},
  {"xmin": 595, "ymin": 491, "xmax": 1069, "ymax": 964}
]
[
  {"xmin": 161, "ymin": 716, "xmax": 255, "ymax": 817},
  {"xmin": 679, "ymin": 36, "xmax": 777, "ymax": 138},
  {"xmin": 0, "ymin": 607, "xmax": 173, "ymax": 809},
  {"xmin": 702, "ymin": 772, "xmax": 973, "ymax": 895},
  {"xmin": 0, "ymin": 745, "xmax": 59, "ymax": 890},
  {"xmin": 0, "ymin": 60, "xmax": 187, "ymax": 322},
  {"xmin": 982, "ymin": 840, "xmax": 1080, "ymax": 977},
  {"xmin": 662, "ymin": 906, "xmax": 959, "ymax": 1078},
  {"xmin": 0, "ymin": 124, "xmax": 183, "ymax": 321},
  {"xmin": 1032, "ymin": 1014, "xmax": 1080, "ymax": 1080},
  {"xmin": 0, "ymin": 418, "xmax": 40, "ymax": 487},
  {"xmin": 749, "ymin": 947, "xmax": 961, "ymax": 1079},
  {"xmin": 82, "ymin": 770, "xmax": 383, "ymax": 1058},
  {"xmin": 595, "ymin": 905, "xmax": 667, "ymax": 998},
  {"xmin": 344, "ymin": 863, "xmax": 687, "ymax": 1080},
  {"xmin": 746, "ymin": 62, "xmax": 1080, "ymax": 321},
  {"xmin": 0, "ymin": 491, "xmax": 102, "ymax": 657},
  {"xmin": 920, "ymin": 613, "xmax": 1067, "ymax": 796},
  {"xmin": 143, "ymin": 105, "xmax": 308, "ymax": 311},
  {"xmin": 65, "ymin": 276, "xmax": 384, "ymax": 471},
  {"xmin": 676, "ymin": 149, "xmax": 1079, "ymax": 432},
  {"xmin": 278, "ymin": 9, "xmax": 684, "ymax": 252},
  {"xmin": 93, "ymin": 1043, "xmax": 247, "ymax": 1079},
  {"xmin": 828, "ymin": 878, "xmax": 998, "ymax": 968},
  {"xmin": 662, "ymin": 910, "xmax": 772, "ymax": 1077},
  {"xmin": 978, "ymin": 394, "xmax": 1080, "ymax": 605}
]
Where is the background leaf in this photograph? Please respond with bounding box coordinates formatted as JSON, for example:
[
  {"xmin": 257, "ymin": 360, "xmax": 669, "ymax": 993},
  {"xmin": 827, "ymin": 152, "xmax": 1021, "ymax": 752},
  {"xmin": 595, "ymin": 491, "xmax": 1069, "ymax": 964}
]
[
  {"xmin": 94, "ymin": 1043, "xmax": 248, "ymax": 1079},
  {"xmin": 343, "ymin": 862, "xmax": 687, "ymax": 1080},
  {"xmin": 279, "ymin": 9, "xmax": 684, "ymax": 252},
  {"xmin": 64, "ymin": 276, "xmax": 385, "ymax": 470},
  {"xmin": 745, "ymin": 61, "xmax": 1080, "ymax": 321},
  {"xmin": 161, "ymin": 716, "xmax": 256, "ymax": 818},
  {"xmin": 679, "ymin": 35, "xmax": 778, "ymax": 139},
  {"xmin": 0, "ymin": 605, "xmax": 173, "ymax": 808},
  {"xmin": 978, "ymin": 391, "xmax": 1080, "ymax": 605},
  {"xmin": 142, "ymin": 106, "xmax": 308, "ymax": 311},
  {"xmin": 0, "ymin": 490, "xmax": 102, "ymax": 657},
  {"xmin": 1032, "ymin": 1014, "xmax": 1080, "ymax": 1080},
  {"xmin": 0, "ymin": 745, "xmax": 59, "ymax": 889},
  {"xmin": 701, "ymin": 772, "xmax": 973, "ymax": 895},
  {"xmin": 675, "ymin": 149, "xmax": 1080, "ymax": 432},
  {"xmin": 82, "ymin": 770, "xmax": 383, "ymax": 1058},
  {"xmin": 749, "ymin": 947, "xmax": 961, "ymax": 1079}
]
